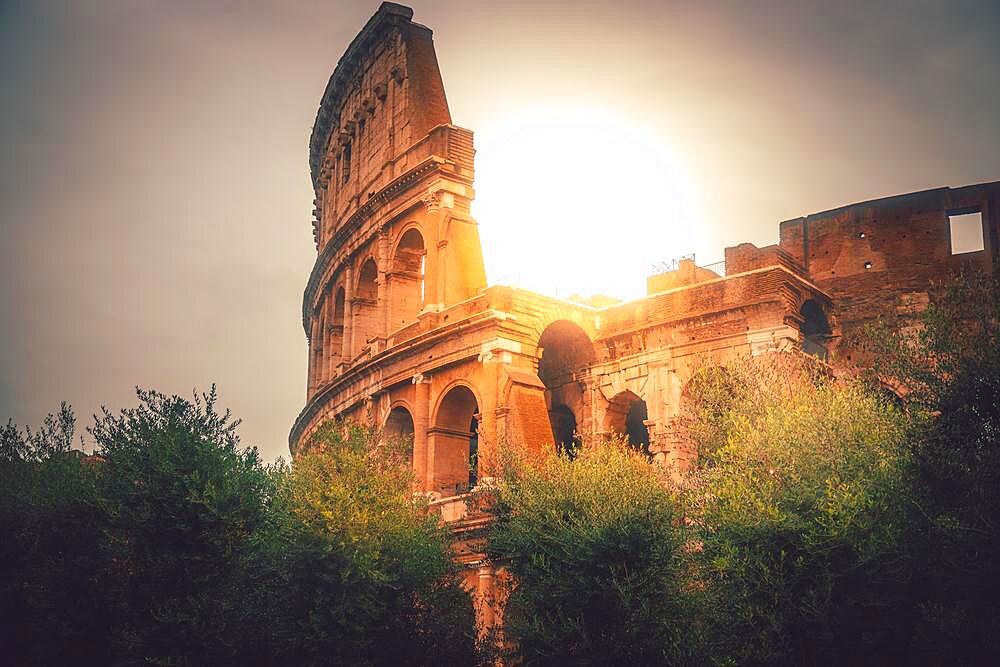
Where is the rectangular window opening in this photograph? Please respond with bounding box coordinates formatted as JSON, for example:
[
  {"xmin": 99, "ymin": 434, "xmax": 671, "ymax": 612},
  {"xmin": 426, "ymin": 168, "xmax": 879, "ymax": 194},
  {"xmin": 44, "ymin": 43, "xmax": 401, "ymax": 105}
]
[{"xmin": 949, "ymin": 211, "xmax": 984, "ymax": 254}]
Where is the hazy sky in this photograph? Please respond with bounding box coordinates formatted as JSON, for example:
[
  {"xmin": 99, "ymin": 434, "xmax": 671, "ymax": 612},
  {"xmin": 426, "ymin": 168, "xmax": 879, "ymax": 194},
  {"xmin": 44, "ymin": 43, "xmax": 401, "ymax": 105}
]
[{"xmin": 2, "ymin": 1, "xmax": 998, "ymax": 460}]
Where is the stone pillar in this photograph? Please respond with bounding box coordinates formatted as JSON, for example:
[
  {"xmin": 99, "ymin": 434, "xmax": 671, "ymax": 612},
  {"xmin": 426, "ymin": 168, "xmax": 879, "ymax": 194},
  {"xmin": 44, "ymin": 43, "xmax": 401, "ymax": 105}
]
[
  {"xmin": 342, "ymin": 264, "xmax": 354, "ymax": 362},
  {"xmin": 321, "ymin": 298, "xmax": 333, "ymax": 383},
  {"xmin": 435, "ymin": 237, "xmax": 448, "ymax": 310},
  {"xmin": 661, "ymin": 417, "xmax": 695, "ymax": 481},
  {"xmin": 477, "ymin": 360, "xmax": 499, "ymax": 479},
  {"xmin": 476, "ymin": 564, "xmax": 496, "ymax": 633},
  {"xmin": 308, "ymin": 317, "xmax": 320, "ymax": 397},
  {"xmin": 412, "ymin": 373, "xmax": 431, "ymax": 491},
  {"xmin": 376, "ymin": 232, "xmax": 389, "ymax": 348},
  {"xmin": 420, "ymin": 193, "xmax": 444, "ymax": 312},
  {"xmin": 384, "ymin": 272, "xmax": 396, "ymax": 335},
  {"xmin": 319, "ymin": 309, "xmax": 330, "ymax": 387}
]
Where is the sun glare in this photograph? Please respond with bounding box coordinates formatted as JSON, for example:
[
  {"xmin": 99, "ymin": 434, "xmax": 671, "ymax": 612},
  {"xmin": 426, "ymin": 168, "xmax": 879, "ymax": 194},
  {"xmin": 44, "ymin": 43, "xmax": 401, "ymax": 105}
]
[{"xmin": 473, "ymin": 109, "xmax": 698, "ymax": 301}]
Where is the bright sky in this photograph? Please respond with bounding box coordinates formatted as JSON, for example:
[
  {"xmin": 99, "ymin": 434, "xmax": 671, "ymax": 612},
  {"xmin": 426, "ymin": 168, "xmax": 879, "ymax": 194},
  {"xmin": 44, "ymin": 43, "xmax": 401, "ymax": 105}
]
[
  {"xmin": 2, "ymin": 1, "xmax": 999, "ymax": 460},
  {"xmin": 474, "ymin": 108, "xmax": 697, "ymax": 299}
]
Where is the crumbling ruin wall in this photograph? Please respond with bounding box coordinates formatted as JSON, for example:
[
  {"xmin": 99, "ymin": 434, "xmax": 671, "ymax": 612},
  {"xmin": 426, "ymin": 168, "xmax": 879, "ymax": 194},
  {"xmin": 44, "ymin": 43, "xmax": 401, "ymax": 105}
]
[{"xmin": 779, "ymin": 183, "xmax": 999, "ymax": 360}]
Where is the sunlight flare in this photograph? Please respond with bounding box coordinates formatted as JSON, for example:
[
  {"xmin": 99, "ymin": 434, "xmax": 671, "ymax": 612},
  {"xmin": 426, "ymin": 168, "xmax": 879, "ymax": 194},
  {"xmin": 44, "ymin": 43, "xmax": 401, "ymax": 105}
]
[{"xmin": 473, "ymin": 108, "xmax": 699, "ymax": 300}]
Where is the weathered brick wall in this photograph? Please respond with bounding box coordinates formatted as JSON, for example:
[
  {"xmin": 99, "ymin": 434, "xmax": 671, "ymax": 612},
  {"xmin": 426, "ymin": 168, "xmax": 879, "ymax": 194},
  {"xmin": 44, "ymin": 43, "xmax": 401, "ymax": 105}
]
[
  {"xmin": 646, "ymin": 258, "xmax": 721, "ymax": 293},
  {"xmin": 779, "ymin": 183, "xmax": 999, "ymax": 359},
  {"xmin": 725, "ymin": 243, "xmax": 804, "ymax": 275}
]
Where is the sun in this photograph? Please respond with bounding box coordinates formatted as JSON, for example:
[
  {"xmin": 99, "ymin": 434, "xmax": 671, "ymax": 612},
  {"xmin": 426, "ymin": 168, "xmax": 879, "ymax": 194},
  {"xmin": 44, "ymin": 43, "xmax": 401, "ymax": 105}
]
[{"xmin": 472, "ymin": 108, "xmax": 699, "ymax": 302}]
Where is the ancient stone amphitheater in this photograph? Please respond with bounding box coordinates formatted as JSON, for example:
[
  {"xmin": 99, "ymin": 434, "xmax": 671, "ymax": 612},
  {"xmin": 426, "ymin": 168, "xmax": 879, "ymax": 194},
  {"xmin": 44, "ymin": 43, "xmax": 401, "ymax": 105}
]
[{"xmin": 290, "ymin": 1, "xmax": 999, "ymax": 622}]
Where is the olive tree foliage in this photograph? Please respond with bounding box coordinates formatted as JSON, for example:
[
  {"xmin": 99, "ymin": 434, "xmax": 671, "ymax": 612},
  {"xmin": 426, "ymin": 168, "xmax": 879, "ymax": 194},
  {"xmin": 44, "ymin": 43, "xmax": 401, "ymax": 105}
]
[
  {"xmin": 0, "ymin": 404, "xmax": 108, "ymax": 664},
  {"xmin": 857, "ymin": 270, "xmax": 1000, "ymax": 660},
  {"xmin": 242, "ymin": 421, "xmax": 480, "ymax": 666},
  {"xmin": 680, "ymin": 354, "xmax": 915, "ymax": 665},
  {"xmin": 485, "ymin": 441, "xmax": 695, "ymax": 666},
  {"xmin": 0, "ymin": 401, "xmax": 80, "ymax": 463},
  {"xmin": 1, "ymin": 388, "xmax": 273, "ymax": 665},
  {"xmin": 92, "ymin": 387, "xmax": 274, "ymax": 664}
]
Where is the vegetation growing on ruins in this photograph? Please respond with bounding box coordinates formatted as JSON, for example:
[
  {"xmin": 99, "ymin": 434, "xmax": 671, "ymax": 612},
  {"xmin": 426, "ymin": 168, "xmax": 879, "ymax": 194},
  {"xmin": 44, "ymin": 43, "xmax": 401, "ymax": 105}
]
[{"xmin": 2, "ymin": 275, "xmax": 999, "ymax": 665}]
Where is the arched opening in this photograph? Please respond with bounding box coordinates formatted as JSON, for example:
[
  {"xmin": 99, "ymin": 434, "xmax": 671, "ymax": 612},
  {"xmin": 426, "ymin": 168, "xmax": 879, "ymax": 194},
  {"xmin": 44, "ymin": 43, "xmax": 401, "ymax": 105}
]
[
  {"xmin": 326, "ymin": 286, "xmax": 345, "ymax": 373},
  {"xmin": 537, "ymin": 320, "xmax": 595, "ymax": 389},
  {"xmin": 390, "ymin": 228, "xmax": 426, "ymax": 329},
  {"xmin": 431, "ymin": 385, "xmax": 480, "ymax": 495},
  {"xmin": 550, "ymin": 404, "xmax": 580, "ymax": 458},
  {"xmin": 384, "ymin": 405, "xmax": 415, "ymax": 443},
  {"xmin": 537, "ymin": 320, "xmax": 594, "ymax": 454},
  {"xmin": 800, "ymin": 299, "xmax": 831, "ymax": 361},
  {"xmin": 352, "ymin": 258, "xmax": 379, "ymax": 357},
  {"xmin": 605, "ymin": 390, "xmax": 650, "ymax": 455}
]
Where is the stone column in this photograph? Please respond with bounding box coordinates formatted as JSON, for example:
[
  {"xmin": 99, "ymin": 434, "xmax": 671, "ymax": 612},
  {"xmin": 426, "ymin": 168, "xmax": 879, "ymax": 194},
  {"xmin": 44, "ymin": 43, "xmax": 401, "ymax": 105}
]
[
  {"xmin": 376, "ymin": 232, "xmax": 389, "ymax": 348},
  {"xmin": 308, "ymin": 317, "xmax": 320, "ymax": 397},
  {"xmin": 477, "ymin": 359, "xmax": 499, "ymax": 480},
  {"xmin": 663, "ymin": 416, "xmax": 695, "ymax": 472},
  {"xmin": 435, "ymin": 237, "xmax": 448, "ymax": 309},
  {"xmin": 342, "ymin": 264, "xmax": 354, "ymax": 362},
  {"xmin": 321, "ymin": 299, "xmax": 332, "ymax": 383},
  {"xmin": 412, "ymin": 373, "xmax": 431, "ymax": 491},
  {"xmin": 384, "ymin": 272, "xmax": 395, "ymax": 335},
  {"xmin": 318, "ymin": 309, "xmax": 329, "ymax": 388},
  {"xmin": 420, "ymin": 192, "xmax": 445, "ymax": 312},
  {"xmin": 476, "ymin": 564, "xmax": 497, "ymax": 633}
]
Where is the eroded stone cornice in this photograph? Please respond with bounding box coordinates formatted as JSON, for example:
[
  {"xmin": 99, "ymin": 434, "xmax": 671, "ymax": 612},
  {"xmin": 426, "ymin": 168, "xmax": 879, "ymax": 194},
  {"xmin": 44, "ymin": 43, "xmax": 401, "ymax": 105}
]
[{"xmin": 309, "ymin": 3, "xmax": 414, "ymax": 188}]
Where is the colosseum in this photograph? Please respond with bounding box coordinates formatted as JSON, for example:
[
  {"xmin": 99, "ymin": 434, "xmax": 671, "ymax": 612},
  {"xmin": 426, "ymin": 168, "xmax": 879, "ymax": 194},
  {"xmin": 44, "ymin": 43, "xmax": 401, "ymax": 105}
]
[{"xmin": 290, "ymin": 1, "xmax": 998, "ymax": 616}]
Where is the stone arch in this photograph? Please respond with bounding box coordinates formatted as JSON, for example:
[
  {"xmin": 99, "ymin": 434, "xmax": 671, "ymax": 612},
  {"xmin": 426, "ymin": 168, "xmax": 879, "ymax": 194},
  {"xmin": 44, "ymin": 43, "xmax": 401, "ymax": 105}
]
[
  {"xmin": 800, "ymin": 298, "xmax": 832, "ymax": 360},
  {"xmin": 389, "ymin": 226, "xmax": 426, "ymax": 329},
  {"xmin": 384, "ymin": 404, "xmax": 415, "ymax": 442},
  {"xmin": 604, "ymin": 389, "xmax": 650, "ymax": 455},
  {"xmin": 680, "ymin": 366, "xmax": 740, "ymax": 417},
  {"xmin": 537, "ymin": 320, "xmax": 596, "ymax": 389},
  {"xmin": 430, "ymin": 383, "xmax": 480, "ymax": 496},
  {"xmin": 529, "ymin": 311, "xmax": 598, "ymax": 356},
  {"xmin": 536, "ymin": 320, "xmax": 595, "ymax": 453},
  {"xmin": 352, "ymin": 257, "xmax": 380, "ymax": 357}
]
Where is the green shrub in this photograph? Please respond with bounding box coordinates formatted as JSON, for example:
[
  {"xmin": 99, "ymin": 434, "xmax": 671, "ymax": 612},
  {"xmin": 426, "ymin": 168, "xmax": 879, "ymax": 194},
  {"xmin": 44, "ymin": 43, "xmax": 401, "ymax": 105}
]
[
  {"xmin": 486, "ymin": 440, "xmax": 694, "ymax": 665},
  {"xmin": 682, "ymin": 356, "xmax": 914, "ymax": 665}
]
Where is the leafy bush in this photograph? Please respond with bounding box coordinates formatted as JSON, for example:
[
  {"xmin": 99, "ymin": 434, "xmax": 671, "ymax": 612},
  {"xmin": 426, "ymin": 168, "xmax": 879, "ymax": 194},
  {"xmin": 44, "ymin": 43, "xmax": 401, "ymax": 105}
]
[
  {"xmin": 0, "ymin": 405, "xmax": 110, "ymax": 664},
  {"xmin": 243, "ymin": 421, "xmax": 479, "ymax": 666},
  {"xmin": 1, "ymin": 393, "xmax": 479, "ymax": 666},
  {"xmin": 486, "ymin": 441, "xmax": 694, "ymax": 665},
  {"xmin": 92, "ymin": 387, "xmax": 273, "ymax": 664},
  {"xmin": 681, "ymin": 355, "xmax": 914, "ymax": 665},
  {"xmin": 860, "ymin": 271, "xmax": 1000, "ymax": 660}
]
